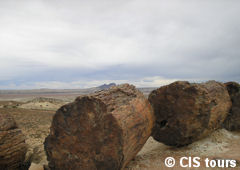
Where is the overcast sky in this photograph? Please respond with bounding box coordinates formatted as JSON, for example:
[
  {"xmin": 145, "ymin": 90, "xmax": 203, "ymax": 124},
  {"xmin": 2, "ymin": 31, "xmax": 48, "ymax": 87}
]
[{"xmin": 0, "ymin": 0, "xmax": 239, "ymax": 89}]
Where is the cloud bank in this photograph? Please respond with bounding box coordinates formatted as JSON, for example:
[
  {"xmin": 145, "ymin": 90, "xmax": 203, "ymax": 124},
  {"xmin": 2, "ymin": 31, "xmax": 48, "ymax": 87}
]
[{"xmin": 0, "ymin": 0, "xmax": 239, "ymax": 89}]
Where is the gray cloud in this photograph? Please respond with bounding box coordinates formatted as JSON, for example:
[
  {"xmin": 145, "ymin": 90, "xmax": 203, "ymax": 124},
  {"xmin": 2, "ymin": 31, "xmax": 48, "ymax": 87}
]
[{"xmin": 0, "ymin": 0, "xmax": 240, "ymax": 89}]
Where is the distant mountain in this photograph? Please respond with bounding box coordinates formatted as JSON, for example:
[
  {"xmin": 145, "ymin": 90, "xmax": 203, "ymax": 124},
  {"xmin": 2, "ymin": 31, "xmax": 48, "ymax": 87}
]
[{"xmin": 97, "ymin": 83, "xmax": 116, "ymax": 90}]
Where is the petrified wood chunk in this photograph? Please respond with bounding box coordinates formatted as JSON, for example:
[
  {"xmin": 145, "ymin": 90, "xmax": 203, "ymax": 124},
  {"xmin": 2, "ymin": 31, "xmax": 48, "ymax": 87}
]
[
  {"xmin": 223, "ymin": 82, "xmax": 240, "ymax": 131},
  {"xmin": 44, "ymin": 84, "xmax": 154, "ymax": 170},
  {"xmin": 0, "ymin": 113, "xmax": 28, "ymax": 170},
  {"xmin": 148, "ymin": 81, "xmax": 231, "ymax": 146}
]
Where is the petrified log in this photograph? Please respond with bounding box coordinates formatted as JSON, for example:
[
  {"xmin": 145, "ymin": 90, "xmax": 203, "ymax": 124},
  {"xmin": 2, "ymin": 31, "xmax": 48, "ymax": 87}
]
[
  {"xmin": 44, "ymin": 84, "xmax": 154, "ymax": 170},
  {"xmin": 0, "ymin": 113, "xmax": 28, "ymax": 170},
  {"xmin": 223, "ymin": 82, "xmax": 240, "ymax": 131},
  {"xmin": 148, "ymin": 81, "xmax": 231, "ymax": 146}
]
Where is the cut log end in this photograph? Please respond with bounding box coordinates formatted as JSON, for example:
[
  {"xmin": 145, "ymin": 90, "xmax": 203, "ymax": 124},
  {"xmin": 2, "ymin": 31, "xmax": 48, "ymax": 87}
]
[
  {"xmin": 45, "ymin": 96, "xmax": 123, "ymax": 170},
  {"xmin": 149, "ymin": 81, "xmax": 231, "ymax": 146},
  {"xmin": 0, "ymin": 113, "xmax": 29, "ymax": 170},
  {"xmin": 45, "ymin": 84, "xmax": 154, "ymax": 170},
  {"xmin": 223, "ymin": 82, "xmax": 240, "ymax": 131}
]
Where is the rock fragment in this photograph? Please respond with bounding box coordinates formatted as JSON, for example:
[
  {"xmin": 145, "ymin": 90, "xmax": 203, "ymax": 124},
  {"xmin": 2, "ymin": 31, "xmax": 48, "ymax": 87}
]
[
  {"xmin": 44, "ymin": 84, "xmax": 154, "ymax": 170},
  {"xmin": 149, "ymin": 81, "xmax": 231, "ymax": 146},
  {"xmin": 223, "ymin": 82, "xmax": 240, "ymax": 131},
  {"xmin": 0, "ymin": 113, "xmax": 28, "ymax": 170}
]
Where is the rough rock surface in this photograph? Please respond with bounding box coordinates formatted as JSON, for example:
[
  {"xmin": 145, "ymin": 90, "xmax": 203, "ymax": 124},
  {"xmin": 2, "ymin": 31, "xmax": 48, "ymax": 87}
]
[
  {"xmin": 0, "ymin": 113, "xmax": 28, "ymax": 170},
  {"xmin": 223, "ymin": 82, "xmax": 240, "ymax": 131},
  {"xmin": 148, "ymin": 81, "xmax": 231, "ymax": 146},
  {"xmin": 44, "ymin": 84, "xmax": 155, "ymax": 170}
]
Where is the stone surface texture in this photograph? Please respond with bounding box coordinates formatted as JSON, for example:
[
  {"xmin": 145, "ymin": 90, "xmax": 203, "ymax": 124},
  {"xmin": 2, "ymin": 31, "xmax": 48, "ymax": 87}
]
[
  {"xmin": 223, "ymin": 82, "xmax": 240, "ymax": 131},
  {"xmin": 0, "ymin": 113, "xmax": 28, "ymax": 170},
  {"xmin": 44, "ymin": 84, "xmax": 154, "ymax": 170},
  {"xmin": 149, "ymin": 81, "xmax": 231, "ymax": 146}
]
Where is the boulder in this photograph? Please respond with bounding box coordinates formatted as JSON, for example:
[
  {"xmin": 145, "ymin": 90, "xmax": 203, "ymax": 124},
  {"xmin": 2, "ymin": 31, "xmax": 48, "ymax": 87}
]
[
  {"xmin": 223, "ymin": 82, "xmax": 240, "ymax": 131},
  {"xmin": 148, "ymin": 81, "xmax": 231, "ymax": 146},
  {"xmin": 0, "ymin": 113, "xmax": 28, "ymax": 170},
  {"xmin": 44, "ymin": 84, "xmax": 154, "ymax": 170}
]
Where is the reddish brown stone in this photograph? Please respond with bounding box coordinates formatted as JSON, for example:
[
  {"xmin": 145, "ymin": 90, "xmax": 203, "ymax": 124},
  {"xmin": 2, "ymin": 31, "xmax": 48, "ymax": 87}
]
[
  {"xmin": 223, "ymin": 82, "xmax": 240, "ymax": 131},
  {"xmin": 0, "ymin": 113, "xmax": 28, "ymax": 170},
  {"xmin": 148, "ymin": 81, "xmax": 231, "ymax": 146},
  {"xmin": 44, "ymin": 84, "xmax": 154, "ymax": 170}
]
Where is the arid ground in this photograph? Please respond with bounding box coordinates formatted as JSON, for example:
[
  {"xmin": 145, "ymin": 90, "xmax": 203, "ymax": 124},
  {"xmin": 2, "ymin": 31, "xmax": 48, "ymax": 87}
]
[{"xmin": 0, "ymin": 89, "xmax": 240, "ymax": 170}]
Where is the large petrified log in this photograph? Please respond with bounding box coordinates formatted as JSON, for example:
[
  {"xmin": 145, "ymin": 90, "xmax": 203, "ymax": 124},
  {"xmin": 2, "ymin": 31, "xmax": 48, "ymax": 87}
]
[
  {"xmin": 0, "ymin": 113, "xmax": 28, "ymax": 170},
  {"xmin": 223, "ymin": 82, "xmax": 240, "ymax": 131},
  {"xmin": 44, "ymin": 84, "xmax": 154, "ymax": 170},
  {"xmin": 148, "ymin": 81, "xmax": 231, "ymax": 146}
]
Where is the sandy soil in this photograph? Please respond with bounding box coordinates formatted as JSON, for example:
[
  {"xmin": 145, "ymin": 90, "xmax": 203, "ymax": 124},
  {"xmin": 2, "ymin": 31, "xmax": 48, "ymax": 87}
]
[{"xmin": 126, "ymin": 129, "xmax": 240, "ymax": 170}]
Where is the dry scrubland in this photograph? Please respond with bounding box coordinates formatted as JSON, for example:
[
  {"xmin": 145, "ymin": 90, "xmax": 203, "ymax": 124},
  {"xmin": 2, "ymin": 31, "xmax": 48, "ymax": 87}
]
[{"xmin": 0, "ymin": 86, "xmax": 240, "ymax": 170}]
